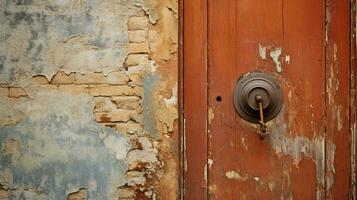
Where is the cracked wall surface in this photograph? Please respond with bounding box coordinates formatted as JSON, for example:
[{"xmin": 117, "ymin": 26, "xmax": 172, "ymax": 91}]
[{"xmin": 0, "ymin": 0, "xmax": 178, "ymax": 199}]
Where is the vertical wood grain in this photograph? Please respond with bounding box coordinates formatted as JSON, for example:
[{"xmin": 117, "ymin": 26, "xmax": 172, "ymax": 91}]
[{"xmin": 183, "ymin": 0, "xmax": 208, "ymax": 198}]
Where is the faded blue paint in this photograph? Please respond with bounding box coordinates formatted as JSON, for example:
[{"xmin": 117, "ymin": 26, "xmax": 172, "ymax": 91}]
[
  {"xmin": 0, "ymin": 0, "xmax": 139, "ymax": 83},
  {"xmin": 143, "ymin": 74, "xmax": 159, "ymax": 139},
  {"xmin": 0, "ymin": 91, "xmax": 130, "ymax": 200}
]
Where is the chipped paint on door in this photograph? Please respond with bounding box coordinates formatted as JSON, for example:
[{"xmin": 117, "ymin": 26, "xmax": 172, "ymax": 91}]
[{"xmin": 203, "ymin": 0, "xmax": 351, "ymax": 199}]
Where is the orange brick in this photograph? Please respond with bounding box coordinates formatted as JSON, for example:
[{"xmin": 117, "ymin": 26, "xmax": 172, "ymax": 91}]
[
  {"xmin": 112, "ymin": 96, "xmax": 141, "ymax": 110},
  {"xmin": 106, "ymin": 71, "xmax": 129, "ymax": 85},
  {"xmin": 89, "ymin": 86, "xmax": 143, "ymax": 97},
  {"xmin": 0, "ymin": 87, "xmax": 8, "ymax": 97},
  {"xmin": 94, "ymin": 110, "xmax": 133, "ymax": 123},
  {"xmin": 75, "ymin": 73, "xmax": 108, "ymax": 85},
  {"xmin": 125, "ymin": 54, "xmax": 149, "ymax": 66},
  {"xmin": 128, "ymin": 16, "xmax": 149, "ymax": 30},
  {"xmin": 57, "ymin": 85, "xmax": 89, "ymax": 94},
  {"xmin": 129, "ymin": 73, "xmax": 143, "ymax": 86},
  {"xmin": 8, "ymin": 87, "xmax": 27, "ymax": 98},
  {"xmin": 93, "ymin": 97, "xmax": 117, "ymax": 113},
  {"xmin": 50, "ymin": 71, "xmax": 75, "ymax": 85},
  {"xmin": 128, "ymin": 30, "xmax": 147, "ymax": 43},
  {"xmin": 128, "ymin": 43, "xmax": 149, "ymax": 54},
  {"xmin": 32, "ymin": 75, "xmax": 49, "ymax": 85}
]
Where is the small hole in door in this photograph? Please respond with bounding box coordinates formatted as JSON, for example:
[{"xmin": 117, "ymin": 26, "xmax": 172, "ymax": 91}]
[{"xmin": 216, "ymin": 96, "xmax": 222, "ymax": 102}]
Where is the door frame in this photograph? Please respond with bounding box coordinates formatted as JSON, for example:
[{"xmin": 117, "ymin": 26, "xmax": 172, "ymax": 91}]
[{"xmin": 179, "ymin": 0, "xmax": 357, "ymax": 199}]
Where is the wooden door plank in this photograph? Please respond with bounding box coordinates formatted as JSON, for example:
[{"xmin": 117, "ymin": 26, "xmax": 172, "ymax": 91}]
[
  {"xmin": 350, "ymin": 6, "xmax": 356, "ymax": 196},
  {"xmin": 208, "ymin": 0, "xmax": 285, "ymax": 199},
  {"xmin": 325, "ymin": 0, "xmax": 351, "ymax": 199},
  {"xmin": 207, "ymin": 0, "xmax": 332, "ymax": 199},
  {"xmin": 183, "ymin": 0, "xmax": 208, "ymax": 198},
  {"xmin": 281, "ymin": 1, "xmax": 326, "ymax": 199}
]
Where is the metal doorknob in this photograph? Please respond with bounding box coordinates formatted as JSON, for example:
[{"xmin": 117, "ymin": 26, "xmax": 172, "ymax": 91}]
[{"xmin": 233, "ymin": 72, "xmax": 283, "ymax": 137}]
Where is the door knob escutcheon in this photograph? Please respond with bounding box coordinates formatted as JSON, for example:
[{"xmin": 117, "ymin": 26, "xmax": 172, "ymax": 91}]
[{"xmin": 233, "ymin": 72, "xmax": 283, "ymax": 137}]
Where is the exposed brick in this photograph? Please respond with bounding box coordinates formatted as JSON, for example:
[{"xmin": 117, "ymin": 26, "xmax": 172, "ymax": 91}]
[
  {"xmin": 0, "ymin": 87, "xmax": 8, "ymax": 97},
  {"xmin": 89, "ymin": 86, "xmax": 143, "ymax": 97},
  {"xmin": 126, "ymin": 171, "xmax": 146, "ymax": 186},
  {"xmin": 129, "ymin": 73, "xmax": 143, "ymax": 86},
  {"xmin": 0, "ymin": 189, "xmax": 9, "ymax": 200},
  {"xmin": 57, "ymin": 85, "xmax": 89, "ymax": 94},
  {"xmin": 116, "ymin": 121, "xmax": 143, "ymax": 134},
  {"xmin": 128, "ymin": 30, "xmax": 147, "ymax": 43},
  {"xmin": 126, "ymin": 65, "xmax": 147, "ymax": 76},
  {"xmin": 32, "ymin": 75, "xmax": 49, "ymax": 85},
  {"xmin": 112, "ymin": 96, "xmax": 141, "ymax": 110},
  {"xmin": 102, "ymin": 123, "xmax": 117, "ymax": 129},
  {"xmin": 50, "ymin": 71, "xmax": 75, "ymax": 85},
  {"xmin": 94, "ymin": 110, "xmax": 134, "ymax": 123},
  {"xmin": 8, "ymin": 87, "xmax": 27, "ymax": 98},
  {"xmin": 130, "ymin": 113, "xmax": 143, "ymax": 124},
  {"xmin": 127, "ymin": 149, "xmax": 158, "ymax": 164},
  {"xmin": 106, "ymin": 71, "xmax": 129, "ymax": 85},
  {"xmin": 75, "ymin": 73, "xmax": 108, "ymax": 85},
  {"xmin": 118, "ymin": 188, "xmax": 136, "ymax": 199},
  {"xmin": 125, "ymin": 54, "xmax": 149, "ymax": 66},
  {"xmin": 93, "ymin": 97, "xmax": 117, "ymax": 113},
  {"xmin": 67, "ymin": 189, "xmax": 87, "ymax": 200},
  {"xmin": 128, "ymin": 16, "xmax": 149, "ymax": 30},
  {"xmin": 128, "ymin": 43, "xmax": 149, "ymax": 54}
]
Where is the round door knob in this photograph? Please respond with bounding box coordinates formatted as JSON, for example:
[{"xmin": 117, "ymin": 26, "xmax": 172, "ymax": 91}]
[{"xmin": 233, "ymin": 72, "xmax": 283, "ymax": 123}]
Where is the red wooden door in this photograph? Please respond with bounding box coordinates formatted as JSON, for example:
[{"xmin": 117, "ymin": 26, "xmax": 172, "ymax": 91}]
[{"xmin": 184, "ymin": 0, "xmax": 353, "ymax": 199}]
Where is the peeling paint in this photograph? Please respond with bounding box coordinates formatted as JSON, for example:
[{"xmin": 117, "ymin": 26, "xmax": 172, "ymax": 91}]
[
  {"xmin": 0, "ymin": 91, "xmax": 130, "ymax": 199},
  {"xmin": 326, "ymin": 141, "xmax": 336, "ymax": 193},
  {"xmin": 285, "ymin": 55, "xmax": 291, "ymax": 64},
  {"xmin": 0, "ymin": 0, "xmax": 139, "ymax": 83},
  {"xmin": 208, "ymin": 107, "xmax": 214, "ymax": 125},
  {"xmin": 208, "ymin": 159, "xmax": 213, "ymax": 168},
  {"xmin": 143, "ymin": 74, "xmax": 159, "ymax": 138},
  {"xmin": 258, "ymin": 44, "xmax": 267, "ymax": 60},
  {"xmin": 269, "ymin": 109, "xmax": 331, "ymax": 194},
  {"xmin": 0, "ymin": 0, "xmax": 179, "ymax": 199},
  {"xmin": 225, "ymin": 171, "xmax": 248, "ymax": 181},
  {"xmin": 270, "ymin": 47, "xmax": 282, "ymax": 73}
]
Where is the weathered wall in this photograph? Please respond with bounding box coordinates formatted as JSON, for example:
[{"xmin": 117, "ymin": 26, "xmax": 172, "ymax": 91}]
[{"xmin": 0, "ymin": 0, "xmax": 178, "ymax": 199}]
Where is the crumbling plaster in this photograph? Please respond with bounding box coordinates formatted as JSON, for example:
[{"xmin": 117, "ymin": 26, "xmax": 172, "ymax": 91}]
[{"xmin": 0, "ymin": 0, "xmax": 178, "ymax": 199}]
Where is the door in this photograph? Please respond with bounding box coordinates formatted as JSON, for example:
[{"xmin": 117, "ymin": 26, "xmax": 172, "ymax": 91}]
[{"xmin": 184, "ymin": 0, "xmax": 354, "ymax": 199}]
